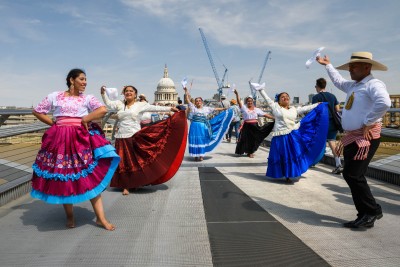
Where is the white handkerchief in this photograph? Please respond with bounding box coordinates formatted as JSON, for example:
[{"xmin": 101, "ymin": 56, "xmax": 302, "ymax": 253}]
[
  {"xmin": 306, "ymin": 47, "xmax": 325, "ymax": 69},
  {"xmin": 181, "ymin": 77, "xmax": 188, "ymax": 88},
  {"xmin": 105, "ymin": 87, "xmax": 119, "ymax": 100},
  {"xmin": 226, "ymin": 84, "xmax": 235, "ymax": 97},
  {"xmin": 250, "ymin": 82, "xmax": 265, "ymax": 91},
  {"xmin": 231, "ymin": 83, "xmax": 236, "ymax": 92}
]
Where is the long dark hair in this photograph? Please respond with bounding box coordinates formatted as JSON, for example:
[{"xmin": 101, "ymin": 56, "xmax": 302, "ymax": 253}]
[
  {"xmin": 66, "ymin": 68, "xmax": 85, "ymax": 88},
  {"xmin": 122, "ymin": 85, "xmax": 138, "ymax": 110}
]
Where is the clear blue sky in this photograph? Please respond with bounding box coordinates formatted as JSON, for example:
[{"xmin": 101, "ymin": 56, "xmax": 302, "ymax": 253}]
[{"xmin": 1, "ymin": 0, "xmax": 399, "ymax": 107}]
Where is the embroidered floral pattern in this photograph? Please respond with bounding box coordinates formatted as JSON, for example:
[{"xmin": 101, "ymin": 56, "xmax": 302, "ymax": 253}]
[
  {"xmin": 33, "ymin": 92, "xmax": 104, "ymax": 117},
  {"xmin": 88, "ymin": 95, "xmax": 103, "ymax": 111},
  {"xmin": 34, "ymin": 96, "xmax": 51, "ymax": 113},
  {"xmin": 36, "ymin": 148, "xmax": 93, "ymax": 169},
  {"xmin": 56, "ymin": 92, "xmax": 84, "ymax": 115},
  {"xmin": 32, "ymin": 160, "xmax": 99, "ymax": 181}
]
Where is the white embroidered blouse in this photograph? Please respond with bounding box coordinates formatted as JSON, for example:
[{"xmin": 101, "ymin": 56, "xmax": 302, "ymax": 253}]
[
  {"xmin": 188, "ymin": 102, "xmax": 215, "ymax": 117},
  {"xmin": 34, "ymin": 91, "xmax": 104, "ymax": 117},
  {"xmin": 259, "ymin": 89, "xmax": 318, "ymax": 137},
  {"xmin": 240, "ymin": 106, "xmax": 266, "ymax": 120}
]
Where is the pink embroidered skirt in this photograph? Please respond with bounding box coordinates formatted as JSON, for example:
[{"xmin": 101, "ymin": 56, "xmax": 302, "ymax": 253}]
[{"xmin": 31, "ymin": 117, "xmax": 120, "ymax": 204}]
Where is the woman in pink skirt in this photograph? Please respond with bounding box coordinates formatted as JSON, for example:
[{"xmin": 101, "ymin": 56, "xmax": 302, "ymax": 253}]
[{"xmin": 31, "ymin": 69, "xmax": 120, "ymax": 230}]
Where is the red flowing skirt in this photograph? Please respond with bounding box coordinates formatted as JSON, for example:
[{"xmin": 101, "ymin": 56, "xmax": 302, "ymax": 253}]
[{"xmin": 110, "ymin": 111, "xmax": 187, "ymax": 189}]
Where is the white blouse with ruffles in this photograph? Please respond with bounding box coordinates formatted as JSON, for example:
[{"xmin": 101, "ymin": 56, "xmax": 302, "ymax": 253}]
[
  {"xmin": 259, "ymin": 89, "xmax": 318, "ymax": 137},
  {"xmin": 102, "ymin": 93, "xmax": 171, "ymax": 138}
]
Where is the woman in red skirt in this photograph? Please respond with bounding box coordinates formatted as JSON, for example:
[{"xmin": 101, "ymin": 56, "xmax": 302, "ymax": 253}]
[{"xmin": 101, "ymin": 86, "xmax": 187, "ymax": 195}]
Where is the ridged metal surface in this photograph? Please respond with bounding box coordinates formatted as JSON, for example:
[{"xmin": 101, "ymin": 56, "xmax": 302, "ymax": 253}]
[{"xmin": 0, "ymin": 180, "xmax": 31, "ymax": 206}]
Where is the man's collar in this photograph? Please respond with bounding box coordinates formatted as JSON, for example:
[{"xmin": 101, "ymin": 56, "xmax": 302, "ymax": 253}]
[{"xmin": 358, "ymin": 74, "xmax": 374, "ymax": 84}]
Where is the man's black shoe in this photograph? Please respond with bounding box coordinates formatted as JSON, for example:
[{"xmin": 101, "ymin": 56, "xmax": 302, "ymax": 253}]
[
  {"xmin": 344, "ymin": 212, "xmax": 383, "ymax": 228},
  {"xmin": 343, "ymin": 220, "xmax": 358, "ymax": 228},
  {"xmin": 353, "ymin": 214, "xmax": 378, "ymax": 228},
  {"xmin": 343, "ymin": 216, "xmax": 362, "ymax": 228}
]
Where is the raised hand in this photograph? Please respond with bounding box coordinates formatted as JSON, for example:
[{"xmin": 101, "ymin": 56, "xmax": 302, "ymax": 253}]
[{"xmin": 316, "ymin": 55, "xmax": 331, "ymax": 66}]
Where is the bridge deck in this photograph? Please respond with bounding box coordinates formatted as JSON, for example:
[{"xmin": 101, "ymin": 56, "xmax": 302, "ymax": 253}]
[{"xmin": 0, "ymin": 141, "xmax": 399, "ymax": 266}]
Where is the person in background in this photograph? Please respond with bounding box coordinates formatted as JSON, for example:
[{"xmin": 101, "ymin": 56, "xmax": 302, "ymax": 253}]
[
  {"xmin": 312, "ymin": 77, "xmax": 343, "ymax": 174},
  {"xmin": 257, "ymin": 88, "xmax": 328, "ymax": 182},
  {"xmin": 226, "ymin": 99, "xmax": 241, "ymax": 143},
  {"xmin": 184, "ymin": 87, "xmax": 233, "ymax": 161},
  {"xmin": 138, "ymin": 94, "xmax": 147, "ymax": 102},
  {"xmin": 234, "ymin": 90, "xmax": 274, "ymax": 158},
  {"xmin": 219, "ymin": 94, "xmax": 231, "ymax": 140},
  {"xmin": 101, "ymin": 85, "xmax": 186, "ymax": 195},
  {"xmin": 31, "ymin": 68, "xmax": 120, "ymax": 230},
  {"xmin": 176, "ymin": 99, "xmax": 187, "ymax": 111},
  {"xmin": 317, "ymin": 51, "xmax": 391, "ymax": 229},
  {"xmin": 136, "ymin": 94, "xmax": 152, "ymax": 127},
  {"xmin": 219, "ymin": 94, "xmax": 231, "ymax": 109}
]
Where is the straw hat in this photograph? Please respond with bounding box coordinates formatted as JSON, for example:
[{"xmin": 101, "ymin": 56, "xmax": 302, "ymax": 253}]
[
  {"xmin": 336, "ymin": 52, "xmax": 387, "ymax": 71},
  {"xmin": 139, "ymin": 94, "xmax": 146, "ymax": 99},
  {"xmin": 230, "ymin": 99, "xmax": 237, "ymax": 105}
]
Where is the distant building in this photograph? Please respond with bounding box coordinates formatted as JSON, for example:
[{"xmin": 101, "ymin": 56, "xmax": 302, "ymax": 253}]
[
  {"xmin": 383, "ymin": 94, "xmax": 400, "ymax": 128},
  {"xmin": 308, "ymin": 94, "xmax": 315, "ymax": 104},
  {"xmin": 154, "ymin": 65, "xmax": 178, "ymax": 106},
  {"xmin": 292, "ymin": 96, "xmax": 299, "ymax": 105}
]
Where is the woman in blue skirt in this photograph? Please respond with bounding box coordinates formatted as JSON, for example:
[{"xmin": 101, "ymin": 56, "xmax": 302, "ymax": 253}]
[
  {"xmin": 258, "ymin": 88, "xmax": 329, "ymax": 182},
  {"xmin": 184, "ymin": 87, "xmax": 233, "ymax": 161}
]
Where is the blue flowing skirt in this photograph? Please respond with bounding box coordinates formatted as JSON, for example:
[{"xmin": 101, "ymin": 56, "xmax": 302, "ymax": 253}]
[
  {"xmin": 266, "ymin": 103, "xmax": 329, "ymax": 178},
  {"xmin": 188, "ymin": 109, "xmax": 233, "ymax": 157}
]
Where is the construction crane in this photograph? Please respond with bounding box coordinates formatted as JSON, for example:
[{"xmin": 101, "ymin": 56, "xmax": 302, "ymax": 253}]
[
  {"xmin": 199, "ymin": 28, "xmax": 229, "ymax": 100},
  {"xmin": 249, "ymin": 50, "xmax": 271, "ymax": 105}
]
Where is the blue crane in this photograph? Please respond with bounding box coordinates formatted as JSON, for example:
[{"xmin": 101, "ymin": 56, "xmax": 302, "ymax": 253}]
[
  {"xmin": 250, "ymin": 50, "xmax": 271, "ymax": 104},
  {"xmin": 199, "ymin": 28, "xmax": 228, "ymax": 100}
]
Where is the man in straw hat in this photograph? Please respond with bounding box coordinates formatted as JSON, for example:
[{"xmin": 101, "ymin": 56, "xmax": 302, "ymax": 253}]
[{"xmin": 317, "ymin": 52, "xmax": 391, "ymax": 229}]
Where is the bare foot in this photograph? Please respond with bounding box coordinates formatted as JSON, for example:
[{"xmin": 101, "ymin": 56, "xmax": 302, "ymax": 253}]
[
  {"xmin": 66, "ymin": 216, "xmax": 75, "ymax": 228},
  {"xmin": 122, "ymin": 189, "xmax": 129, "ymax": 195},
  {"xmin": 248, "ymin": 153, "xmax": 254, "ymax": 158},
  {"xmin": 199, "ymin": 156, "xmax": 204, "ymax": 161},
  {"xmin": 96, "ymin": 219, "xmax": 116, "ymax": 231}
]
